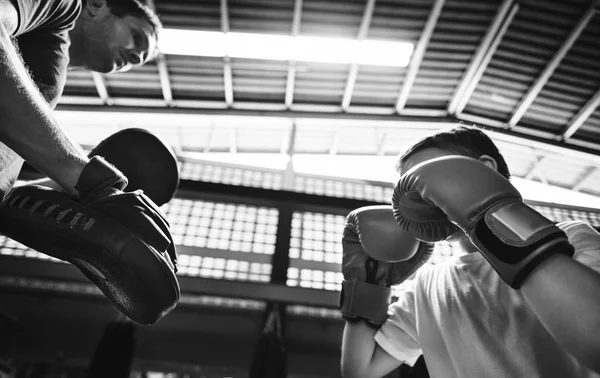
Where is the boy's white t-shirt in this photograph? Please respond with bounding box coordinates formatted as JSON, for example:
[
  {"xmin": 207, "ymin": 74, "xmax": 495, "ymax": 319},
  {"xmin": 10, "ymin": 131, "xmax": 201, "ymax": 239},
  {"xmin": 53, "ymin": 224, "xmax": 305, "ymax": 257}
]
[{"xmin": 375, "ymin": 220, "xmax": 600, "ymax": 378}]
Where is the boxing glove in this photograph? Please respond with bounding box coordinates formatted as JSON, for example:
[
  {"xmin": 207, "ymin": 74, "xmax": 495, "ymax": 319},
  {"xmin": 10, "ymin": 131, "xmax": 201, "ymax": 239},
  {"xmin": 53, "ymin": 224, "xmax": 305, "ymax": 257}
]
[
  {"xmin": 340, "ymin": 205, "xmax": 434, "ymax": 326},
  {"xmin": 392, "ymin": 155, "xmax": 574, "ymax": 289}
]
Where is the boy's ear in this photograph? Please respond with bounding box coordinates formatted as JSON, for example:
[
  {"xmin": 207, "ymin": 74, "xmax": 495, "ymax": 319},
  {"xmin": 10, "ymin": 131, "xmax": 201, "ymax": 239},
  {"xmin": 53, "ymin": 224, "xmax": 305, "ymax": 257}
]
[{"xmin": 478, "ymin": 154, "xmax": 498, "ymax": 171}]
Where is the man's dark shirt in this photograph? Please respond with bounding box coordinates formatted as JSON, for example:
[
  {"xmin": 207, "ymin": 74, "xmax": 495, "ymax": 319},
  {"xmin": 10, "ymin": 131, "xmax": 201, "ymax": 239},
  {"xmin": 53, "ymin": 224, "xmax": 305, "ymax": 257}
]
[{"xmin": 11, "ymin": 0, "xmax": 81, "ymax": 107}]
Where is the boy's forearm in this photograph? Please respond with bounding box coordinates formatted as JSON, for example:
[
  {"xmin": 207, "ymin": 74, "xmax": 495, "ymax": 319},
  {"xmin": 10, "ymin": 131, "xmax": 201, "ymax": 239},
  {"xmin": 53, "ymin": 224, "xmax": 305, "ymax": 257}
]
[
  {"xmin": 341, "ymin": 321, "xmax": 379, "ymax": 378},
  {"xmin": 522, "ymin": 253, "xmax": 600, "ymax": 373},
  {"xmin": 0, "ymin": 25, "xmax": 87, "ymax": 196}
]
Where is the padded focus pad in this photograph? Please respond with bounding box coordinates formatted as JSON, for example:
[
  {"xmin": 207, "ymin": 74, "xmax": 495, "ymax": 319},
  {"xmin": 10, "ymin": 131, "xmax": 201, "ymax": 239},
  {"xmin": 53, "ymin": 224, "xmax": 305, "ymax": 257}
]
[
  {"xmin": 89, "ymin": 128, "xmax": 180, "ymax": 207},
  {"xmin": 0, "ymin": 185, "xmax": 180, "ymax": 324}
]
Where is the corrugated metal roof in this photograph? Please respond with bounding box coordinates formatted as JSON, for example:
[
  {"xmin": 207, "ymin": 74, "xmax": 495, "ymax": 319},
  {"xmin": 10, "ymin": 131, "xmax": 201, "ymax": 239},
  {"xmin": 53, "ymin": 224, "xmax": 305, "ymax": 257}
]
[{"xmin": 56, "ymin": 0, "xmax": 600, "ymax": 198}]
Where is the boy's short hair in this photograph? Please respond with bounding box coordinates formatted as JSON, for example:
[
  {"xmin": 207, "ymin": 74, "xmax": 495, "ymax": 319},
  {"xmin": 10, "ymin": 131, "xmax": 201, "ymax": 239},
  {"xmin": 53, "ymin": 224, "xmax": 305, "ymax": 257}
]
[{"xmin": 396, "ymin": 125, "xmax": 511, "ymax": 180}]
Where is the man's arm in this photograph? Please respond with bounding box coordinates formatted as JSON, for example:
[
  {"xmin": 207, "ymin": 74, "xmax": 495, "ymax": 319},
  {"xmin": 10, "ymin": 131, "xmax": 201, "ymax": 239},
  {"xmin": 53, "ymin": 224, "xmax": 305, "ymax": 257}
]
[
  {"xmin": 0, "ymin": 4, "xmax": 87, "ymax": 196},
  {"xmin": 341, "ymin": 321, "xmax": 402, "ymax": 378},
  {"xmin": 522, "ymin": 253, "xmax": 600, "ymax": 373}
]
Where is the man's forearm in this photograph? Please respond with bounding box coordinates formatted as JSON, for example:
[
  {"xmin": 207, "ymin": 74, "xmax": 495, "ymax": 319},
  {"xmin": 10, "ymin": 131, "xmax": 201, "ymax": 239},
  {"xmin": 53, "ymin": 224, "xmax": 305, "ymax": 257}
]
[
  {"xmin": 522, "ymin": 253, "xmax": 600, "ymax": 373},
  {"xmin": 0, "ymin": 25, "xmax": 87, "ymax": 196}
]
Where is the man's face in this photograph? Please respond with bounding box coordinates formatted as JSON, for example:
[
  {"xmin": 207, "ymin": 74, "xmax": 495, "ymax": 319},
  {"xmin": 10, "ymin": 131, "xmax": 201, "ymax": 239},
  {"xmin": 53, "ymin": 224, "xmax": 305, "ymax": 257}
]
[
  {"xmin": 398, "ymin": 147, "xmax": 468, "ymax": 243},
  {"xmin": 82, "ymin": 7, "xmax": 157, "ymax": 73}
]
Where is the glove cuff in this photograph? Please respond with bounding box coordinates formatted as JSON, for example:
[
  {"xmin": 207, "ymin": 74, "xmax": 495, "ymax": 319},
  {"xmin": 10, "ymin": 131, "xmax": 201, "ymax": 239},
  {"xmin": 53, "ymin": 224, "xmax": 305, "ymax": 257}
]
[
  {"xmin": 75, "ymin": 156, "xmax": 128, "ymax": 200},
  {"xmin": 471, "ymin": 200, "xmax": 574, "ymax": 289},
  {"xmin": 339, "ymin": 279, "xmax": 391, "ymax": 326}
]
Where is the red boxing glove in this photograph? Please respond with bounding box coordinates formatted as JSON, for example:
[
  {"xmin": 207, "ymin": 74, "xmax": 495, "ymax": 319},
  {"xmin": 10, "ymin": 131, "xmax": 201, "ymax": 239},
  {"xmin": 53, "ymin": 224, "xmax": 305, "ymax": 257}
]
[{"xmin": 392, "ymin": 155, "xmax": 573, "ymax": 289}]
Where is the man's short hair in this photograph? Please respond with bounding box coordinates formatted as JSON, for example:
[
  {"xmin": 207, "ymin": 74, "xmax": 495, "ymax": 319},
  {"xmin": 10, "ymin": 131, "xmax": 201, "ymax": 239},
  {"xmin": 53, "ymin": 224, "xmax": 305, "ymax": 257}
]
[
  {"xmin": 95, "ymin": 0, "xmax": 163, "ymax": 58},
  {"xmin": 396, "ymin": 125, "xmax": 511, "ymax": 180}
]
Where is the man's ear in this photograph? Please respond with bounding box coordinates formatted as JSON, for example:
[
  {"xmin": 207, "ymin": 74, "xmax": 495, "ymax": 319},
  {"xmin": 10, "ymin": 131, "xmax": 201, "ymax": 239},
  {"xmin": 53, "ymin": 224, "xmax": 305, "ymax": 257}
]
[
  {"xmin": 85, "ymin": 0, "xmax": 108, "ymax": 17},
  {"xmin": 479, "ymin": 154, "xmax": 498, "ymax": 171}
]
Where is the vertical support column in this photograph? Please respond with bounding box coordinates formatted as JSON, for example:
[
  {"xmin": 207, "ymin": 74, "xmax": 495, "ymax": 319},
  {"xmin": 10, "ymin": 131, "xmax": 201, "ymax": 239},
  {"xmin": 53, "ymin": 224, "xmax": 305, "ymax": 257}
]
[{"xmin": 249, "ymin": 203, "xmax": 294, "ymax": 378}]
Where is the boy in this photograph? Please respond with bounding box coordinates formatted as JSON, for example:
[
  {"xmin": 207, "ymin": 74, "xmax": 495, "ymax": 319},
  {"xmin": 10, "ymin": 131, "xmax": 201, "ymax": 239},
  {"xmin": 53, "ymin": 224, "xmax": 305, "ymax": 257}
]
[{"xmin": 340, "ymin": 126, "xmax": 600, "ymax": 377}]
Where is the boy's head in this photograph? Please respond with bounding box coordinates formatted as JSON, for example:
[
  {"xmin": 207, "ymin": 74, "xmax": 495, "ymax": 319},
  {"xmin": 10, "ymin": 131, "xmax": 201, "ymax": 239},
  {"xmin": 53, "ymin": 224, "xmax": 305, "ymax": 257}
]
[
  {"xmin": 395, "ymin": 125, "xmax": 510, "ymax": 180},
  {"xmin": 395, "ymin": 125, "xmax": 511, "ymax": 247},
  {"xmin": 71, "ymin": 0, "xmax": 163, "ymax": 73}
]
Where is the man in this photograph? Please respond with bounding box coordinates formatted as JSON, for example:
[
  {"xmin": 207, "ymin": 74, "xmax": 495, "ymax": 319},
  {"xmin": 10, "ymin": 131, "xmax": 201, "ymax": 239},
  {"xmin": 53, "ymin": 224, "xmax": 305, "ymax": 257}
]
[
  {"xmin": 0, "ymin": 0, "xmax": 179, "ymax": 326},
  {"xmin": 0, "ymin": 0, "xmax": 160, "ymax": 195},
  {"xmin": 340, "ymin": 126, "xmax": 600, "ymax": 377},
  {"xmin": 12, "ymin": 0, "xmax": 177, "ymax": 205}
]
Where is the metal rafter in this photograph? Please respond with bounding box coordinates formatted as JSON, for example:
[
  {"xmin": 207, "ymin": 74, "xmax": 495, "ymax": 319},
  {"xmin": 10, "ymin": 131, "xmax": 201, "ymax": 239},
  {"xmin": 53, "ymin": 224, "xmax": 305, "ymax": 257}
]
[
  {"xmin": 281, "ymin": 121, "xmax": 297, "ymax": 156},
  {"xmin": 329, "ymin": 127, "xmax": 341, "ymax": 155},
  {"xmin": 448, "ymin": 0, "xmax": 518, "ymax": 115},
  {"xmin": 561, "ymin": 87, "xmax": 600, "ymax": 140},
  {"xmin": 376, "ymin": 131, "xmax": 387, "ymax": 156},
  {"xmin": 508, "ymin": 1, "xmax": 599, "ymax": 128},
  {"xmin": 395, "ymin": 0, "xmax": 445, "ymax": 112},
  {"xmin": 57, "ymin": 104, "xmax": 600, "ymax": 167},
  {"xmin": 282, "ymin": 121, "xmax": 297, "ymax": 190},
  {"xmin": 91, "ymin": 72, "xmax": 113, "ymax": 106},
  {"xmin": 341, "ymin": 0, "xmax": 376, "ymax": 112},
  {"xmin": 524, "ymin": 155, "xmax": 548, "ymax": 185},
  {"xmin": 285, "ymin": 0, "xmax": 304, "ymax": 109},
  {"xmin": 230, "ymin": 128, "xmax": 237, "ymax": 153},
  {"xmin": 204, "ymin": 122, "xmax": 214, "ymax": 153},
  {"xmin": 221, "ymin": 0, "xmax": 234, "ymax": 107},
  {"xmin": 573, "ymin": 167, "xmax": 598, "ymax": 192},
  {"xmin": 146, "ymin": 0, "xmax": 174, "ymax": 107},
  {"xmin": 156, "ymin": 53, "xmax": 175, "ymax": 107}
]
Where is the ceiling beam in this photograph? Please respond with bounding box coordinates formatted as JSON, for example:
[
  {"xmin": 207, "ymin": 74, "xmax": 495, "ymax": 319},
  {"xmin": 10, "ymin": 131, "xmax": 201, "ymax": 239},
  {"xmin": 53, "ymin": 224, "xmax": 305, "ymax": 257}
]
[
  {"xmin": 508, "ymin": 1, "xmax": 599, "ymax": 128},
  {"xmin": 572, "ymin": 167, "xmax": 598, "ymax": 192},
  {"xmin": 561, "ymin": 86, "xmax": 600, "ymax": 140},
  {"xmin": 281, "ymin": 120, "xmax": 297, "ymax": 155},
  {"xmin": 448, "ymin": 0, "xmax": 518, "ymax": 115},
  {"xmin": 395, "ymin": 0, "xmax": 445, "ymax": 112},
  {"xmin": 341, "ymin": 0, "xmax": 377, "ymax": 111},
  {"xmin": 156, "ymin": 52, "xmax": 175, "ymax": 107},
  {"xmin": 524, "ymin": 155, "xmax": 548, "ymax": 185},
  {"xmin": 56, "ymin": 103, "xmax": 600, "ymax": 167},
  {"xmin": 230, "ymin": 128, "xmax": 237, "ymax": 153},
  {"xmin": 204, "ymin": 122, "xmax": 214, "ymax": 153},
  {"xmin": 453, "ymin": 112, "xmax": 600, "ymax": 166},
  {"xmin": 285, "ymin": 0, "xmax": 304, "ymax": 109},
  {"xmin": 146, "ymin": 0, "xmax": 174, "ymax": 107},
  {"xmin": 91, "ymin": 72, "xmax": 113, "ymax": 106},
  {"xmin": 376, "ymin": 131, "xmax": 387, "ymax": 156},
  {"xmin": 221, "ymin": 0, "xmax": 234, "ymax": 107},
  {"xmin": 329, "ymin": 127, "xmax": 341, "ymax": 155}
]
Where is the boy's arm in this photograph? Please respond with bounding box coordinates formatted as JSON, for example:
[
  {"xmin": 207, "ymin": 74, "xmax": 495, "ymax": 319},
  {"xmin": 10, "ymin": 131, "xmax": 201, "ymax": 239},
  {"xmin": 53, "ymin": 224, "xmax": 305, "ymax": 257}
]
[
  {"xmin": 339, "ymin": 206, "xmax": 430, "ymax": 378},
  {"xmin": 341, "ymin": 321, "xmax": 402, "ymax": 378},
  {"xmin": 522, "ymin": 244, "xmax": 600, "ymax": 373}
]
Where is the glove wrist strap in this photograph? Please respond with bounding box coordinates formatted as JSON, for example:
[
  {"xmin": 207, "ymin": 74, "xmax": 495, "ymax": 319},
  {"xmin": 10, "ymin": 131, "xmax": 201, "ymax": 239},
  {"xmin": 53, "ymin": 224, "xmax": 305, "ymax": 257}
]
[
  {"xmin": 75, "ymin": 156, "xmax": 128, "ymax": 200},
  {"xmin": 472, "ymin": 201, "xmax": 574, "ymax": 289},
  {"xmin": 339, "ymin": 279, "xmax": 391, "ymax": 326}
]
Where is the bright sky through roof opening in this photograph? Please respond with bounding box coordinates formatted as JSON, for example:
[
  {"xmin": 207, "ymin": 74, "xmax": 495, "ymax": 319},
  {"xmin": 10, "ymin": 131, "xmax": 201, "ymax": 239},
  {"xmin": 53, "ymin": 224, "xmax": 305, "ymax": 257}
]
[{"xmin": 158, "ymin": 29, "xmax": 414, "ymax": 67}]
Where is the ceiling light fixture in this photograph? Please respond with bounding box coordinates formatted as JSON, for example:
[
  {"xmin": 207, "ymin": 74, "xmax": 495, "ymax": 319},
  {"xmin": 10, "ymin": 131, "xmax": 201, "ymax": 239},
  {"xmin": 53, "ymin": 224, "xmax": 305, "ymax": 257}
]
[{"xmin": 158, "ymin": 29, "xmax": 414, "ymax": 67}]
